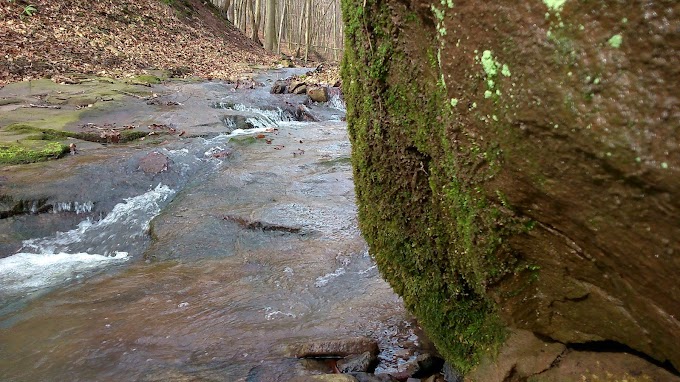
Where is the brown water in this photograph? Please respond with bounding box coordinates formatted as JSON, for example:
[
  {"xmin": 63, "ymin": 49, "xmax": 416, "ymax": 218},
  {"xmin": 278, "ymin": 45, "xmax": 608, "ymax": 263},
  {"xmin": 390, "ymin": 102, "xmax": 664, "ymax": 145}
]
[{"xmin": 0, "ymin": 74, "xmax": 424, "ymax": 381}]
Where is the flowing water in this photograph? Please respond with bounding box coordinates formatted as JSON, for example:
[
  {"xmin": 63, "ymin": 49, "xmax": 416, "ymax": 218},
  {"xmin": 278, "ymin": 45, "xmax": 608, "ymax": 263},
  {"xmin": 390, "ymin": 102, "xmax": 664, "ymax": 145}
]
[{"xmin": 0, "ymin": 70, "xmax": 427, "ymax": 381}]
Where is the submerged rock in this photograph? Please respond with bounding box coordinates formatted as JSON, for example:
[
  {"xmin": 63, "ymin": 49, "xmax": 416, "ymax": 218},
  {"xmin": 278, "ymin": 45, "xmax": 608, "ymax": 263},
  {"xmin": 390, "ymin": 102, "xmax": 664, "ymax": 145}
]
[
  {"xmin": 342, "ymin": 0, "xmax": 679, "ymax": 376},
  {"xmin": 138, "ymin": 152, "xmax": 169, "ymax": 174}
]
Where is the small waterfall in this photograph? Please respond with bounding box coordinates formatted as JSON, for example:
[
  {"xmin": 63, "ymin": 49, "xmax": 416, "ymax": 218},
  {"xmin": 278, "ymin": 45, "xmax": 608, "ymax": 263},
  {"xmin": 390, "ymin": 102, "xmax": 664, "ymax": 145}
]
[
  {"xmin": 328, "ymin": 93, "xmax": 346, "ymax": 112},
  {"xmin": 0, "ymin": 184, "xmax": 175, "ymax": 295},
  {"xmin": 214, "ymin": 102, "xmax": 295, "ymax": 128}
]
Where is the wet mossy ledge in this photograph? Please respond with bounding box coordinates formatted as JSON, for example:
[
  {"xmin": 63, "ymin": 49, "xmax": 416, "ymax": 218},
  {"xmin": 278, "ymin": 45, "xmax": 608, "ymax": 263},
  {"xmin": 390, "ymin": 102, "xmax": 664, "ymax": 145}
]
[
  {"xmin": 342, "ymin": 0, "xmax": 680, "ymax": 376},
  {"xmin": 0, "ymin": 141, "xmax": 70, "ymax": 165}
]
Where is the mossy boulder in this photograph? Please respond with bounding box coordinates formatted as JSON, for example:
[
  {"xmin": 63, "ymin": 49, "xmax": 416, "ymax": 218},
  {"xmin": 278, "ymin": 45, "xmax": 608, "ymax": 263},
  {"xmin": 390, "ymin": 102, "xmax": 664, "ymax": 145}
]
[{"xmin": 341, "ymin": 0, "xmax": 679, "ymax": 374}]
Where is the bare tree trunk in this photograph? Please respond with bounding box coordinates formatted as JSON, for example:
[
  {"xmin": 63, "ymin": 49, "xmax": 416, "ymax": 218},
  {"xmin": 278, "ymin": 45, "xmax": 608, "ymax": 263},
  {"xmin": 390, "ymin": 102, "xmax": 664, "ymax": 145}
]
[
  {"xmin": 295, "ymin": 0, "xmax": 305, "ymax": 57},
  {"xmin": 277, "ymin": 0, "xmax": 287, "ymax": 55},
  {"xmin": 228, "ymin": 0, "xmax": 235, "ymax": 24},
  {"xmin": 304, "ymin": 0, "xmax": 311, "ymax": 63},
  {"xmin": 333, "ymin": 1, "xmax": 338, "ymax": 61},
  {"xmin": 264, "ymin": 0, "xmax": 277, "ymax": 51},
  {"xmin": 250, "ymin": 0, "xmax": 261, "ymax": 45}
]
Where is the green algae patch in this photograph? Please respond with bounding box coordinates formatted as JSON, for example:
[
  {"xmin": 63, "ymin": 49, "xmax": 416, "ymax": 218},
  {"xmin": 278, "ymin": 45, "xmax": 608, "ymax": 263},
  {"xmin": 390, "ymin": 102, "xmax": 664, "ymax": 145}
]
[{"xmin": 0, "ymin": 141, "xmax": 69, "ymax": 165}]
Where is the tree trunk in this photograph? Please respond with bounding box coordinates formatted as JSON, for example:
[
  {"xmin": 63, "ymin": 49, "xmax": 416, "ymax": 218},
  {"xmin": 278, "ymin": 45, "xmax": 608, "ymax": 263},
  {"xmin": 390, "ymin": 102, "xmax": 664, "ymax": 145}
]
[
  {"xmin": 304, "ymin": 0, "xmax": 311, "ymax": 63},
  {"xmin": 264, "ymin": 0, "xmax": 277, "ymax": 52},
  {"xmin": 295, "ymin": 0, "xmax": 305, "ymax": 57},
  {"xmin": 250, "ymin": 0, "xmax": 261, "ymax": 45},
  {"xmin": 276, "ymin": 0, "xmax": 286, "ymax": 55}
]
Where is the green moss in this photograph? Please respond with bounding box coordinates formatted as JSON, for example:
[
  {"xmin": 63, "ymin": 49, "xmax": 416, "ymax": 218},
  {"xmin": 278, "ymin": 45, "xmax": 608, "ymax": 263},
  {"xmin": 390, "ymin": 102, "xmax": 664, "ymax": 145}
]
[
  {"xmin": 342, "ymin": 0, "xmax": 521, "ymax": 373},
  {"xmin": 4, "ymin": 123, "xmax": 147, "ymax": 143},
  {"xmin": 0, "ymin": 141, "xmax": 69, "ymax": 164},
  {"xmin": 130, "ymin": 74, "xmax": 162, "ymax": 84}
]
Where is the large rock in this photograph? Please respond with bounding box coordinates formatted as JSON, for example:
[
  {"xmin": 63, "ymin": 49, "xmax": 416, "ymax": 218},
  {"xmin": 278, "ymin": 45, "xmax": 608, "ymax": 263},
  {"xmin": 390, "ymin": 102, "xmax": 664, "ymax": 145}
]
[
  {"xmin": 342, "ymin": 0, "xmax": 679, "ymax": 375},
  {"xmin": 337, "ymin": 351, "xmax": 378, "ymax": 374},
  {"xmin": 288, "ymin": 337, "xmax": 380, "ymax": 358},
  {"xmin": 271, "ymin": 80, "xmax": 288, "ymax": 94},
  {"xmin": 290, "ymin": 80, "xmax": 308, "ymax": 95},
  {"xmin": 307, "ymin": 86, "xmax": 329, "ymax": 103}
]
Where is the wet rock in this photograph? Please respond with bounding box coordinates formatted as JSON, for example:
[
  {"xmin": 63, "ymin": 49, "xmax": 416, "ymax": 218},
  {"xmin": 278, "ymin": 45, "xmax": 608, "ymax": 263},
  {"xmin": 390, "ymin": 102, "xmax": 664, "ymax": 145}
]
[
  {"xmin": 350, "ymin": 373, "xmax": 397, "ymax": 382},
  {"xmin": 337, "ymin": 351, "xmax": 378, "ymax": 374},
  {"xmin": 534, "ymin": 350, "xmax": 680, "ymax": 382},
  {"xmin": 293, "ymin": 104, "xmax": 319, "ymax": 122},
  {"xmin": 289, "ymin": 80, "xmax": 307, "ymax": 95},
  {"xmin": 307, "ymin": 86, "xmax": 329, "ymax": 103},
  {"xmin": 288, "ymin": 375, "xmax": 358, "ymax": 382},
  {"xmin": 466, "ymin": 329, "xmax": 566, "ymax": 382},
  {"xmin": 289, "ymin": 337, "xmax": 380, "ymax": 359},
  {"xmin": 423, "ymin": 375, "xmax": 445, "ymax": 382},
  {"xmin": 271, "ymin": 80, "xmax": 288, "ymax": 94},
  {"xmin": 220, "ymin": 115, "xmax": 256, "ymax": 132},
  {"xmin": 138, "ymin": 152, "xmax": 169, "ymax": 174},
  {"xmin": 410, "ymin": 354, "xmax": 444, "ymax": 378},
  {"xmin": 440, "ymin": 363, "xmax": 462, "ymax": 382},
  {"xmin": 247, "ymin": 358, "xmax": 333, "ymax": 382}
]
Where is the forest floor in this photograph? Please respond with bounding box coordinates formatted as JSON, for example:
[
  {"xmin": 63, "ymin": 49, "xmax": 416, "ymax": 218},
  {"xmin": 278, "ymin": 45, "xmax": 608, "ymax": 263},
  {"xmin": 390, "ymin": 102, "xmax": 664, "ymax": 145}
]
[{"xmin": 0, "ymin": 0, "xmax": 279, "ymax": 85}]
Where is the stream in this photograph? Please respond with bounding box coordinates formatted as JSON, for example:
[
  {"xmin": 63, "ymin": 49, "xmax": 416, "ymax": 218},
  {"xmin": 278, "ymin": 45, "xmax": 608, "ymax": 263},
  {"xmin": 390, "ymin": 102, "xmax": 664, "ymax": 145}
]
[{"xmin": 0, "ymin": 69, "xmax": 427, "ymax": 381}]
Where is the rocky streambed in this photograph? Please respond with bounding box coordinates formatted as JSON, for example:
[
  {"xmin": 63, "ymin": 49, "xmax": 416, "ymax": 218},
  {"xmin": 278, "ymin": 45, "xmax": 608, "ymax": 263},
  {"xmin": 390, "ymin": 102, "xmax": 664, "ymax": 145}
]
[{"xmin": 0, "ymin": 69, "xmax": 441, "ymax": 382}]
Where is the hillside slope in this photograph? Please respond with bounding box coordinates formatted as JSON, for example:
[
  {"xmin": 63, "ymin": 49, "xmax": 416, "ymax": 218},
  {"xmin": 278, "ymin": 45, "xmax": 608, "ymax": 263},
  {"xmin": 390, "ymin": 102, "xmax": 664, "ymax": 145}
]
[{"xmin": 0, "ymin": 0, "xmax": 275, "ymax": 84}]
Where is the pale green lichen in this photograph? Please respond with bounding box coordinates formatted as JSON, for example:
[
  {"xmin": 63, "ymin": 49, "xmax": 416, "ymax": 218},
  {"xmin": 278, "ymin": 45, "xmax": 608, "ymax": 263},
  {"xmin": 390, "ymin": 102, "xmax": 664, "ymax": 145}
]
[
  {"xmin": 501, "ymin": 64, "xmax": 511, "ymax": 77},
  {"xmin": 431, "ymin": 5, "xmax": 445, "ymax": 21},
  {"xmin": 450, "ymin": 98, "xmax": 459, "ymax": 107},
  {"xmin": 543, "ymin": 0, "xmax": 568, "ymax": 12},
  {"xmin": 608, "ymin": 34, "xmax": 623, "ymax": 48},
  {"xmin": 481, "ymin": 50, "xmax": 498, "ymax": 77},
  {"xmin": 661, "ymin": 162, "xmax": 669, "ymax": 169},
  {"xmin": 484, "ymin": 90, "xmax": 493, "ymax": 98}
]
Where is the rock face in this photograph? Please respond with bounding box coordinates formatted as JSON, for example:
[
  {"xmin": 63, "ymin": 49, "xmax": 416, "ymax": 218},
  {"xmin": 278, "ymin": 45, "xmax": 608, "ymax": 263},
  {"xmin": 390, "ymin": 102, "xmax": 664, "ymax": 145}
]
[{"xmin": 342, "ymin": 0, "xmax": 679, "ymax": 375}]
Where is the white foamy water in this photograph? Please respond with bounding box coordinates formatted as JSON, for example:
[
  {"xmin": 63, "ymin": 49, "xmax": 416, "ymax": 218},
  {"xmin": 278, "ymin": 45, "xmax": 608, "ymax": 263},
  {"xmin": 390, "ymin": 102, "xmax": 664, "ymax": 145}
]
[
  {"xmin": 52, "ymin": 201, "xmax": 94, "ymax": 214},
  {"xmin": 0, "ymin": 185, "xmax": 174, "ymax": 296},
  {"xmin": 0, "ymin": 252, "xmax": 129, "ymax": 294},
  {"xmin": 314, "ymin": 267, "xmax": 346, "ymax": 288},
  {"xmin": 328, "ymin": 93, "xmax": 346, "ymax": 112}
]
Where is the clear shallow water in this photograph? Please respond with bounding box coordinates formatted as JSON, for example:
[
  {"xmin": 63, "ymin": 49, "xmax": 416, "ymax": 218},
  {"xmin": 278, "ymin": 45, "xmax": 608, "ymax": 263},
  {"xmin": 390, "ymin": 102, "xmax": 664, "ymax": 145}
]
[{"xmin": 0, "ymin": 76, "xmax": 426, "ymax": 382}]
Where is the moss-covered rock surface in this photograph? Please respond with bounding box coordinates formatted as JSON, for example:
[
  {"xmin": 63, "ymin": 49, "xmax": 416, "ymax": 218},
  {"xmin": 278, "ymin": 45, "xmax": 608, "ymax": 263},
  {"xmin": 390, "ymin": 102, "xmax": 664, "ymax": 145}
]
[{"xmin": 341, "ymin": 0, "xmax": 679, "ymax": 375}]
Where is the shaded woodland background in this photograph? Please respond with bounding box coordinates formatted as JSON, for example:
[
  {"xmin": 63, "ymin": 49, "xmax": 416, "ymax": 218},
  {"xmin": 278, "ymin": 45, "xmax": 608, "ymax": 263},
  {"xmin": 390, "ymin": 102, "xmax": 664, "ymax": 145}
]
[{"xmin": 210, "ymin": 0, "xmax": 343, "ymax": 61}]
